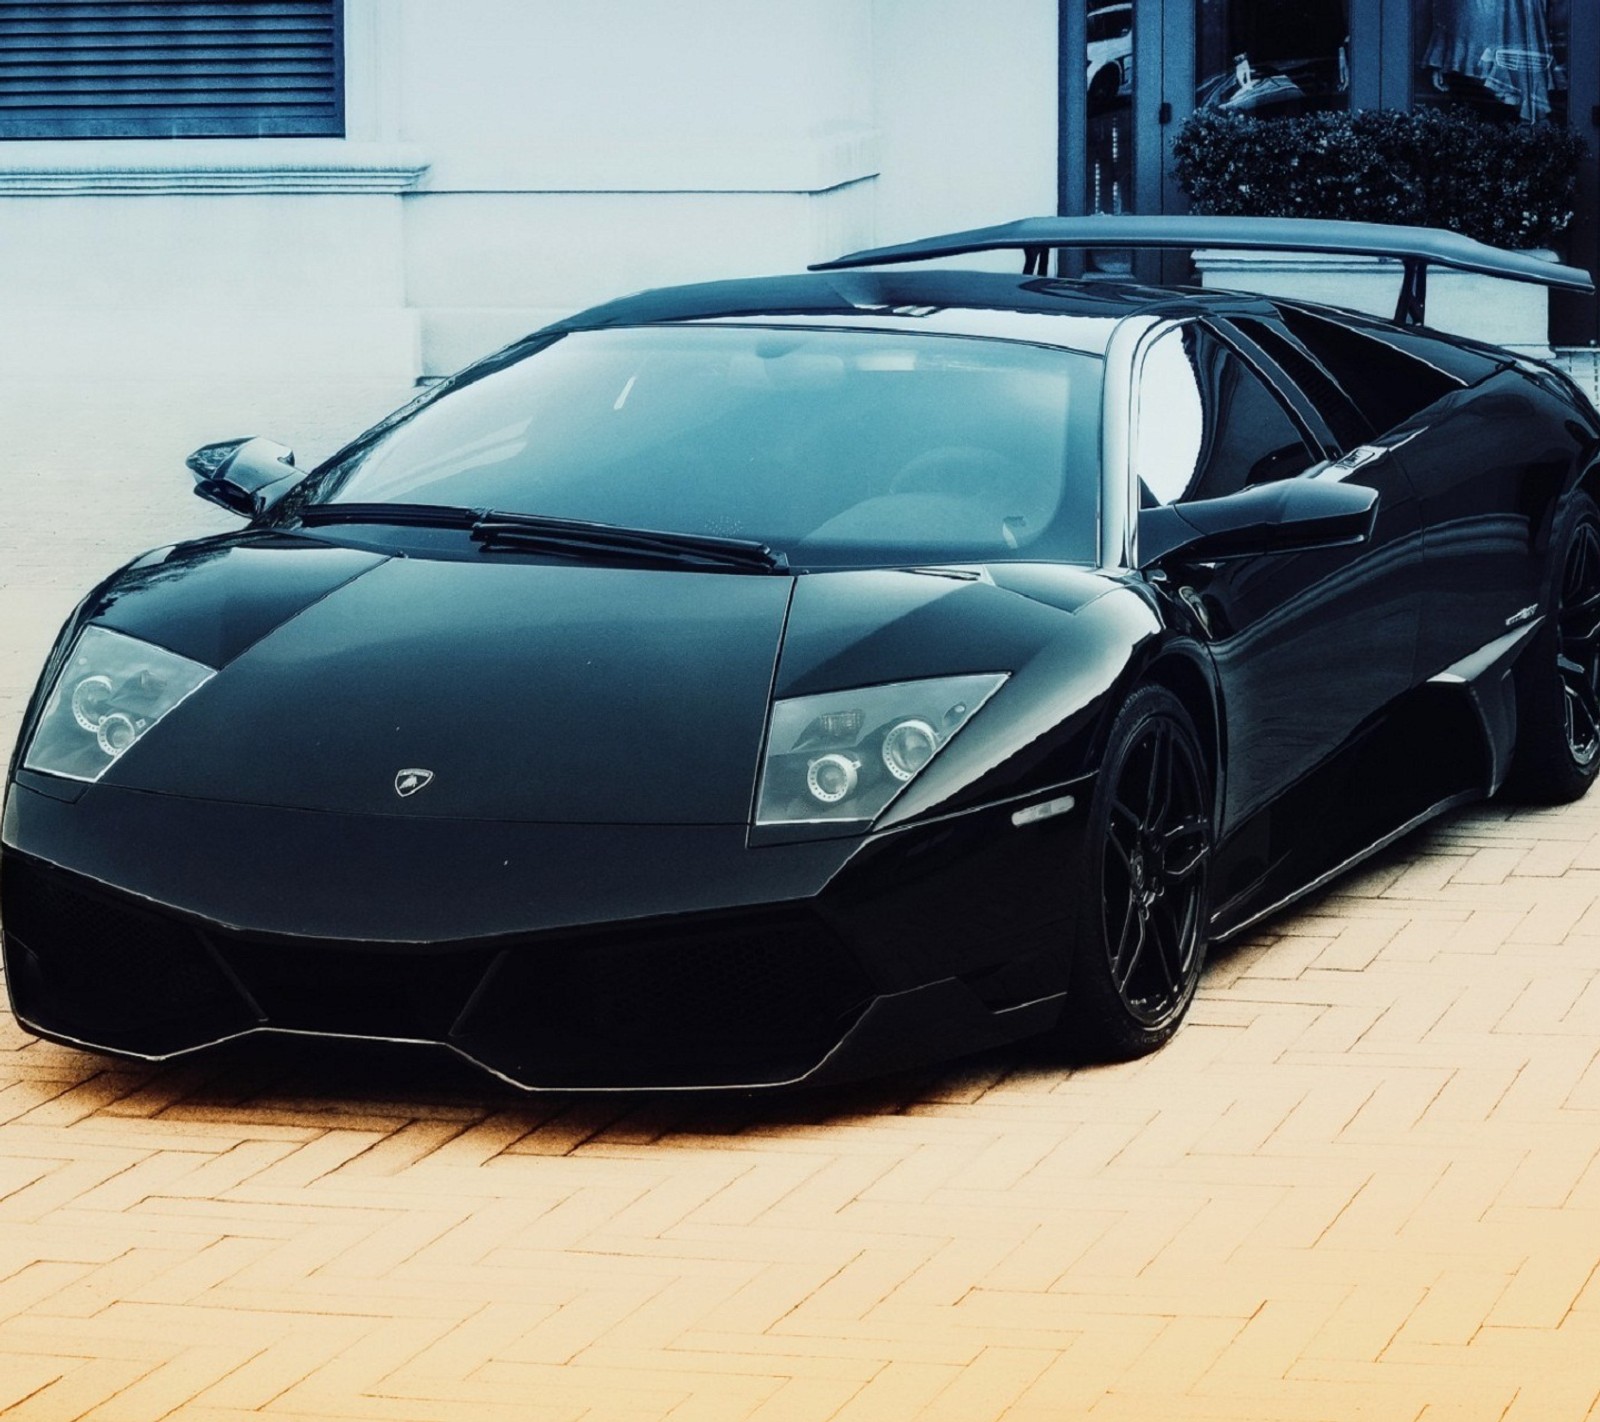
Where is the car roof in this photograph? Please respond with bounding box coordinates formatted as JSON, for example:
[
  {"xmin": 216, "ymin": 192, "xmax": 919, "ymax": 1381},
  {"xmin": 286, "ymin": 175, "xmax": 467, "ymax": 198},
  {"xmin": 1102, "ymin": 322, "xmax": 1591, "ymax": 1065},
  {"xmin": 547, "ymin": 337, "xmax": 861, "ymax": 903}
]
[{"xmin": 555, "ymin": 270, "xmax": 1283, "ymax": 357}]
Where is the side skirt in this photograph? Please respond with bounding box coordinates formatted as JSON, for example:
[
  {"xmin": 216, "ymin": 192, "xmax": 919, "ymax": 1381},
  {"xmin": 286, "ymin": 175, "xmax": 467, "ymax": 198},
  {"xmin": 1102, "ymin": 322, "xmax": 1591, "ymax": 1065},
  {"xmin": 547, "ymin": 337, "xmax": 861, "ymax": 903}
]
[
  {"xmin": 1212, "ymin": 787, "xmax": 1478, "ymax": 944},
  {"xmin": 1205, "ymin": 626, "xmax": 1536, "ymax": 940}
]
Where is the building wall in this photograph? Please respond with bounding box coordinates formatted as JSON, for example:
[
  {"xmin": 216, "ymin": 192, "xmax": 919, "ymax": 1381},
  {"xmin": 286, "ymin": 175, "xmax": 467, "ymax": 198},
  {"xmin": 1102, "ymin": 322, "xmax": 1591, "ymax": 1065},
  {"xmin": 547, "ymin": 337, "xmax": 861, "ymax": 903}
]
[
  {"xmin": 398, "ymin": 0, "xmax": 1058, "ymax": 372},
  {"xmin": 869, "ymin": 0, "xmax": 1058, "ymax": 254},
  {"xmin": 0, "ymin": 1, "xmax": 1060, "ymax": 385}
]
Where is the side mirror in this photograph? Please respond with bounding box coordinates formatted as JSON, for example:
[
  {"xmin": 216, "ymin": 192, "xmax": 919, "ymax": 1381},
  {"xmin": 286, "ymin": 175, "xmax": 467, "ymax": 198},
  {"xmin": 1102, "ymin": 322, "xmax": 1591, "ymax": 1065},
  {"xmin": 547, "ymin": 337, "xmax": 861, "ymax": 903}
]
[
  {"xmin": 187, "ymin": 437, "xmax": 305, "ymax": 518},
  {"xmin": 1137, "ymin": 476, "xmax": 1379, "ymax": 567}
]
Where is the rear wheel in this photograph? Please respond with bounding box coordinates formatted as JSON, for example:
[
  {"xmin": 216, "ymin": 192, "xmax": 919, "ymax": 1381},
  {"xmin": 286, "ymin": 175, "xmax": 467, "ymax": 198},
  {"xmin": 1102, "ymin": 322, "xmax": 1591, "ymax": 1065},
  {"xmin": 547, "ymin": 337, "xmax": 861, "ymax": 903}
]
[
  {"xmin": 1505, "ymin": 492, "xmax": 1600, "ymax": 804},
  {"xmin": 1061, "ymin": 685, "xmax": 1214, "ymax": 1060}
]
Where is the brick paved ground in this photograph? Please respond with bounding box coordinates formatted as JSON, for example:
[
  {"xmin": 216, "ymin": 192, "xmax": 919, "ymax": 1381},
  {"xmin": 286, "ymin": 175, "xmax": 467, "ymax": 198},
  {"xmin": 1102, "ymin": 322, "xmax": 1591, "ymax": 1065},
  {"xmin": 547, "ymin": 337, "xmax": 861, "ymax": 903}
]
[{"xmin": 2, "ymin": 384, "xmax": 1599, "ymax": 1421}]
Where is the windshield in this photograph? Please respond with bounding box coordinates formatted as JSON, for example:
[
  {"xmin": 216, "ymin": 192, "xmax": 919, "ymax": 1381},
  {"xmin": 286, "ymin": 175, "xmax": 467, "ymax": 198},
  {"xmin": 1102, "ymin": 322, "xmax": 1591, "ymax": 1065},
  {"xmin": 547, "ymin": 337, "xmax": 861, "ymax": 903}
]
[{"xmin": 301, "ymin": 325, "xmax": 1104, "ymax": 567}]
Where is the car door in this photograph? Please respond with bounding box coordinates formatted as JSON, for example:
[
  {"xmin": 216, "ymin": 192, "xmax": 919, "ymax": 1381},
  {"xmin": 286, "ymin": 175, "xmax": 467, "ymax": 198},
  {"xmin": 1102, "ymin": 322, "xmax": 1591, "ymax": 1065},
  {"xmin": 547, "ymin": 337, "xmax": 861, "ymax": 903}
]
[
  {"xmin": 1266, "ymin": 305, "xmax": 1564, "ymax": 681},
  {"xmin": 1131, "ymin": 319, "xmax": 1423, "ymax": 832}
]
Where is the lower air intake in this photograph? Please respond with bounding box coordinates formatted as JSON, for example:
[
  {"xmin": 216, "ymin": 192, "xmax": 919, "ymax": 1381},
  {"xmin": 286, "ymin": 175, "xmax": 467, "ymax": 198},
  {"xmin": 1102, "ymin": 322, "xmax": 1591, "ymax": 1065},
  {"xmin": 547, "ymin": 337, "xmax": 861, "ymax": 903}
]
[
  {"xmin": 455, "ymin": 909, "xmax": 874, "ymax": 1088},
  {"xmin": 1, "ymin": 856, "xmax": 256, "ymax": 1055}
]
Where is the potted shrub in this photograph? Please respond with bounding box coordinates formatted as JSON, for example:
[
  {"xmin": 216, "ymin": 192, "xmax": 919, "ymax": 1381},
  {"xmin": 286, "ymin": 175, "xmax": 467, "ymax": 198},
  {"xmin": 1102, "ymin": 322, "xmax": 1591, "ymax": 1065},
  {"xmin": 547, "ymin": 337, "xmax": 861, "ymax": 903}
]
[{"xmin": 1171, "ymin": 107, "xmax": 1586, "ymax": 351}]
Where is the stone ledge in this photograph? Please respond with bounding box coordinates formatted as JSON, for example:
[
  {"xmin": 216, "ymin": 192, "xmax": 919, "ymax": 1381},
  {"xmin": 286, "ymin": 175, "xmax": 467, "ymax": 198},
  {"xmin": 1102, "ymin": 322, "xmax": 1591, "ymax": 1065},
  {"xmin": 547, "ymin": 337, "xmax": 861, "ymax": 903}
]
[
  {"xmin": 412, "ymin": 126, "xmax": 881, "ymax": 195},
  {"xmin": 0, "ymin": 140, "xmax": 431, "ymax": 195}
]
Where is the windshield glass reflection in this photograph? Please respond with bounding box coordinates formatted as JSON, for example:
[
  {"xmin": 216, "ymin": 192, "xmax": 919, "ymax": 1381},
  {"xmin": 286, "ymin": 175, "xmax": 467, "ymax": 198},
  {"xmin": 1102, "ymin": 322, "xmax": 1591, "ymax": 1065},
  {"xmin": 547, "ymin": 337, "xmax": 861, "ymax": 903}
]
[{"xmin": 304, "ymin": 326, "xmax": 1105, "ymax": 568}]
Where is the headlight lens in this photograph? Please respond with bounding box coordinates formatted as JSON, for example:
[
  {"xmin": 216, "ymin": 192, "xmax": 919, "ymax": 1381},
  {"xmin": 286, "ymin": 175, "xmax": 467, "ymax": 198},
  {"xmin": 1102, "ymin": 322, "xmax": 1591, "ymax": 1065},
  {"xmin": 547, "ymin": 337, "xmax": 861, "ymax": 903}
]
[
  {"xmin": 881, "ymin": 718, "xmax": 938, "ymax": 781},
  {"xmin": 23, "ymin": 626, "xmax": 216, "ymax": 783},
  {"xmin": 755, "ymin": 673, "xmax": 1007, "ymax": 826}
]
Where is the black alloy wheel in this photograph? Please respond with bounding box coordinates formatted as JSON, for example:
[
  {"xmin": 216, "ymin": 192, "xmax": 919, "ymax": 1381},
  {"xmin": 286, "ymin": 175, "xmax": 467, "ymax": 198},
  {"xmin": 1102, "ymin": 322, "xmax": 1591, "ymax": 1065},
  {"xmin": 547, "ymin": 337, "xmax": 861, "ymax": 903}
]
[
  {"xmin": 1062, "ymin": 684, "xmax": 1214, "ymax": 1059},
  {"xmin": 1506, "ymin": 491, "xmax": 1600, "ymax": 804},
  {"xmin": 1556, "ymin": 516, "xmax": 1600, "ymax": 768}
]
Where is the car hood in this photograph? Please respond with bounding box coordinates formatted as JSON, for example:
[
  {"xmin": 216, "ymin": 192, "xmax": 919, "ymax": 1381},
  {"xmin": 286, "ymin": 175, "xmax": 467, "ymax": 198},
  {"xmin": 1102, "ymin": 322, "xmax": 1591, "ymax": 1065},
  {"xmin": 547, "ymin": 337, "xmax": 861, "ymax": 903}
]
[
  {"xmin": 75, "ymin": 536, "xmax": 1124, "ymax": 825},
  {"xmin": 87, "ymin": 543, "xmax": 783, "ymax": 823}
]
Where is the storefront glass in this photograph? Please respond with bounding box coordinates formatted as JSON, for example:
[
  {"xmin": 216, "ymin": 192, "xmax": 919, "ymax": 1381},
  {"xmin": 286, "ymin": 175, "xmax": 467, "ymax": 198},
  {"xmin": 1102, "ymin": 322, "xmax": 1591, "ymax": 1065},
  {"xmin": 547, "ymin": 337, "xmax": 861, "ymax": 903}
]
[
  {"xmin": 1194, "ymin": 0, "xmax": 1351, "ymax": 116},
  {"xmin": 1062, "ymin": 0, "xmax": 1597, "ymax": 339},
  {"xmin": 1086, "ymin": 0, "xmax": 1135, "ymax": 214}
]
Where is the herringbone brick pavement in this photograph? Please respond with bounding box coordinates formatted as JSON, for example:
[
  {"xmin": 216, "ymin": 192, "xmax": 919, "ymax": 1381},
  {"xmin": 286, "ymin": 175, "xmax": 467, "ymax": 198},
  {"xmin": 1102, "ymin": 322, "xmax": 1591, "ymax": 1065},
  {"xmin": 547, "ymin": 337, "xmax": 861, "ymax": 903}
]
[{"xmin": 2, "ymin": 384, "xmax": 1599, "ymax": 1420}]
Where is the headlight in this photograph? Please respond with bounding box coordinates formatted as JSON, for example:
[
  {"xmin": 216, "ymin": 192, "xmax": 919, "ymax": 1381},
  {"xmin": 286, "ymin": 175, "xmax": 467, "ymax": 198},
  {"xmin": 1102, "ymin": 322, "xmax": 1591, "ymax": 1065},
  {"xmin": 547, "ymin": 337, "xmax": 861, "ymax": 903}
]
[
  {"xmin": 755, "ymin": 673, "xmax": 1007, "ymax": 826},
  {"xmin": 22, "ymin": 626, "xmax": 216, "ymax": 783}
]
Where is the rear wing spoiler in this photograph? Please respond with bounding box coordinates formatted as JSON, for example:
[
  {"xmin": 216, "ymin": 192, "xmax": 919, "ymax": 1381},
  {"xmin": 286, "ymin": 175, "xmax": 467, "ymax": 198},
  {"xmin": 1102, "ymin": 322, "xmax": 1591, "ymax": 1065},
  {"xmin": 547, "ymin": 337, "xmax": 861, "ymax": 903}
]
[{"xmin": 810, "ymin": 215, "xmax": 1595, "ymax": 327}]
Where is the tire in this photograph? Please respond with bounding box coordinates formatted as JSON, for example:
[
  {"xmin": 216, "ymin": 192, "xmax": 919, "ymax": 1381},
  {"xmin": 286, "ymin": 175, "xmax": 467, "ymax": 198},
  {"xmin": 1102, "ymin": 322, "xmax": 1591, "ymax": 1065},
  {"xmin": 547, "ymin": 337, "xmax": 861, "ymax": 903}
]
[
  {"xmin": 1059, "ymin": 684, "xmax": 1214, "ymax": 1060},
  {"xmin": 1504, "ymin": 491, "xmax": 1600, "ymax": 805}
]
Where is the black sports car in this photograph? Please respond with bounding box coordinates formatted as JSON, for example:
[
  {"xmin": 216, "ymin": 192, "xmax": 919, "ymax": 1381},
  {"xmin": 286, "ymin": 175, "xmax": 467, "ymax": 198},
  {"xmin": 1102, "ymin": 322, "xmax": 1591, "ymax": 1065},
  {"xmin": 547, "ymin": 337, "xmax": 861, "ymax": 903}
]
[{"xmin": 5, "ymin": 217, "xmax": 1598, "ymax": 1090}]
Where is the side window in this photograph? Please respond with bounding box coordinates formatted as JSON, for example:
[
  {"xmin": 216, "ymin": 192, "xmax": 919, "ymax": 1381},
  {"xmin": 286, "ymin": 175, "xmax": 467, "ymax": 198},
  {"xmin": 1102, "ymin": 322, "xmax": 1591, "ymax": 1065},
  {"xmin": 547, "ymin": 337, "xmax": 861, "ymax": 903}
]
[
  {"xmin": 1133, "ymin": 325, "xmax": 1318, "ymax": 506},
  {"xmin": 1276, "ymin": 306, "xmax": 1485, "ymax": 433},
  {"xmin": 1229, "ymin": 316, "xmax": 1375, "ymax": 453}
]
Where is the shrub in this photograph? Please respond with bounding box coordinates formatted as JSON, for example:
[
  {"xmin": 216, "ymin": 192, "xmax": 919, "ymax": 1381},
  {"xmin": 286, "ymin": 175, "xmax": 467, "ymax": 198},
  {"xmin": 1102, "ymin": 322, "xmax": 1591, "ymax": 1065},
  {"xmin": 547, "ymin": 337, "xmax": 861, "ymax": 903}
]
[{"xmin": 1172, "ymin": 106, "xmax": 1586, "ymax": 249}]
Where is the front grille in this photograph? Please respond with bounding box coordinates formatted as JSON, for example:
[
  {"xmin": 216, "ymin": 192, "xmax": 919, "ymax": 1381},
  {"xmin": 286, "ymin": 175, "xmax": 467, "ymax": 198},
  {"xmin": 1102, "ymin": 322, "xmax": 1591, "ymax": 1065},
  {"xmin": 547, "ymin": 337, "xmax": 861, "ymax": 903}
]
[
  {"xmin": 454, "ymin": 910, "xmax": 875, "ymax": 1088},
  {"xmin": 217, "ymin": 937, "xmax": 495, "ymax": 1040},
  {"xmin": 1, "ymin": 856, "xmax": 255, "ymax": 1054}
]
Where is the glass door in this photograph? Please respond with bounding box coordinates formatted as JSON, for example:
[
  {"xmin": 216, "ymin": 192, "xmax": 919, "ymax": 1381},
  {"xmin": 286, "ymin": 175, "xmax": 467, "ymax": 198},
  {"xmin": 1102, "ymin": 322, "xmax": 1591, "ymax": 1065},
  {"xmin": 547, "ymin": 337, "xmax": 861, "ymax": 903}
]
[
  {"xmin": 1086, "ymin": 0, "xmax": 1135, "ymax": 219},
  {"xmin": 1060, "ymin": 0, "xmax": 1168, "ymax": 279}
]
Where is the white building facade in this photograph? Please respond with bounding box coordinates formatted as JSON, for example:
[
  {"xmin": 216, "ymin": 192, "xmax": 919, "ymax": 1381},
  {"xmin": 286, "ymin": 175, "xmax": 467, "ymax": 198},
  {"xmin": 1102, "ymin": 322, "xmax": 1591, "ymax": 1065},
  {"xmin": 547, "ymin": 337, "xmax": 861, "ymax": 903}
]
[{"xmin": 0, "ymin": 2, "xmax": 1059, "ymax": 386}]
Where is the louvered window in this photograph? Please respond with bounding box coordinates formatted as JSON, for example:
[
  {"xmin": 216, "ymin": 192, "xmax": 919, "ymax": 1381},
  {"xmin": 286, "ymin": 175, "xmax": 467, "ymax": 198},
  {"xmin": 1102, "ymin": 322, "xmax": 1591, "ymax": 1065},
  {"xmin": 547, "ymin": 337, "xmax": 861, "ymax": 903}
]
[{"xmin": 0, "ymin": 1, "xmax": 343, "ymax": 138}]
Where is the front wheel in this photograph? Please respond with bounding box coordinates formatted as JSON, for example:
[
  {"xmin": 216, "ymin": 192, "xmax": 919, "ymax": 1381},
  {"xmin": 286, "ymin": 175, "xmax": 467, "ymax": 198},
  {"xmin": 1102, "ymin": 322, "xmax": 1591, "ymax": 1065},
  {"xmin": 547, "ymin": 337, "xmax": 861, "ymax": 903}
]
[
  {"xmin": 1060, "ymin": 685, "xmax": 1214, "ymax": 1060},
  {"xmin": 1504, "ymin": 491, "xmax": 1600, "ymax": 804}
]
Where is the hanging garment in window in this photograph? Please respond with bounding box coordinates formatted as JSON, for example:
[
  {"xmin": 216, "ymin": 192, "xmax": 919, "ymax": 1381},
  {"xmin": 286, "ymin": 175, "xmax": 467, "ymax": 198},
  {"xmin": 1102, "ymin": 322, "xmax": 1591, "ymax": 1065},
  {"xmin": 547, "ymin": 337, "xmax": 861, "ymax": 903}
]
[{"xmin": 1423, "ymin": 0, "xmax": 1555, "ymax": 122}]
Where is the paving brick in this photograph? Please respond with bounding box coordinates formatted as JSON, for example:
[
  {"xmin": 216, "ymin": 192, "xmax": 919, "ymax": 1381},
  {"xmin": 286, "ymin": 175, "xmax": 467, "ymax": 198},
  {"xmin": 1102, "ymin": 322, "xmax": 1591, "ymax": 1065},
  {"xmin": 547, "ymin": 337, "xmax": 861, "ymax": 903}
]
[
  {"xmin": 742, "ymin": 1376, "xmax": 866, "ymax": 1421},
  {"xmin": 905, "ymin": 1344, "xmax": 1054, "ymax": 1420},
  {"xmin": 1007, "ymin": 1319, "xmax": 1165, "ymax": 1412},
  {"xmin": 190, "ymin": 1318, "xmax": 381, "ymax": 1412},
  {"xmin": 1486, "ymin": 1244, "xmax": 1600, "ymax": 1330},
  {"xmin": 1498, "ymin": 1365, "xmax": 1600, "ymax": 1422},
  {"xmin": 1394, "ymin": 1269, "xmax": 1514, "ymax": 1348},
  {"xmin": 0, "ymin": 1353, "xmax": 71, "ymax": 1412}
]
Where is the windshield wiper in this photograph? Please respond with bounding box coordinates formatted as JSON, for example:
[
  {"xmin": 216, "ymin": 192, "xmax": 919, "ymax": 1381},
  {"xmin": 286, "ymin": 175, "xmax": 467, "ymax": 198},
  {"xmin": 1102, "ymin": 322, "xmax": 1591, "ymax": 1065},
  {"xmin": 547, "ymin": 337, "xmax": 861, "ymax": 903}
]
[
  {"xmin": 296, "ymin": 502, "xmax": 481, "ymax": 529},
  {"xmin": 295, "ymin": 502, "xmax": 788, "ymax": 572},
  {"xmin": 471, "ymin": 512, "xmax": 788, "ymax": 572}
]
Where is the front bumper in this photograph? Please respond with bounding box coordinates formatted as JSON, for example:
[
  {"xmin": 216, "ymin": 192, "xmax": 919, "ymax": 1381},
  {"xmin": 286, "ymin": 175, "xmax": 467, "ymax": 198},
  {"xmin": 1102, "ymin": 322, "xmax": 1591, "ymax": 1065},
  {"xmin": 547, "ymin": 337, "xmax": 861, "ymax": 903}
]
[{"xmin": 2, "ymin": 778, "xmax": 1088, "ymax": 1089}]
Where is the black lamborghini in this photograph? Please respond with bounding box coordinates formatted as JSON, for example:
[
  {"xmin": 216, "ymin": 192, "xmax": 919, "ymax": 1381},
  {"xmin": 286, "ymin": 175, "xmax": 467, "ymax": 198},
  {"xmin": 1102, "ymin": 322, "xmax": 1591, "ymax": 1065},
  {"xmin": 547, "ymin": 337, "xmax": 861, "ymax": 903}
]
[{"xmin": 4, "ymin": 216, "xmax": 1598, "ymax": 1090}]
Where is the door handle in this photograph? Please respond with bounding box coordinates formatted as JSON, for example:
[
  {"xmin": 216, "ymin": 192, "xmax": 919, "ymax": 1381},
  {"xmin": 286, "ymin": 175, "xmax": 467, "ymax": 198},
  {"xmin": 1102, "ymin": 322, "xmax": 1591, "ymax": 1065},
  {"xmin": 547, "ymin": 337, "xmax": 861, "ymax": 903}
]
[
  {"xmin": 1334, "ymin": 444, "xmax": 1387, "ymax": 472},
  {"xmin": 1326, "ymin": 427, "xmax": 1428, "ymax": 477}
]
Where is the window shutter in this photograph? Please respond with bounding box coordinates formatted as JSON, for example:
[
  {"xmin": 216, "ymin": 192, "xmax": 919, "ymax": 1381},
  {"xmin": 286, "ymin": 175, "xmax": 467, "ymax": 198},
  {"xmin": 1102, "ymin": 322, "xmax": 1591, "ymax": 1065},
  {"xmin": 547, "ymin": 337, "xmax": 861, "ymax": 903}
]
[{"xmin": 0, "ymin": 1, "xmax": 343, "ymax": 138}]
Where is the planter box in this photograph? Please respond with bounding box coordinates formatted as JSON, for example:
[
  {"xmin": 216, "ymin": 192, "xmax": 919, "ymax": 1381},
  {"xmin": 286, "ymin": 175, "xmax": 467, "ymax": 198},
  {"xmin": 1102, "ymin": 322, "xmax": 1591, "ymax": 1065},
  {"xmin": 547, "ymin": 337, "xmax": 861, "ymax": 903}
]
[{"xmin": 1193, "ymin": 248, "xmax": 1555, "ymax": 358}]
